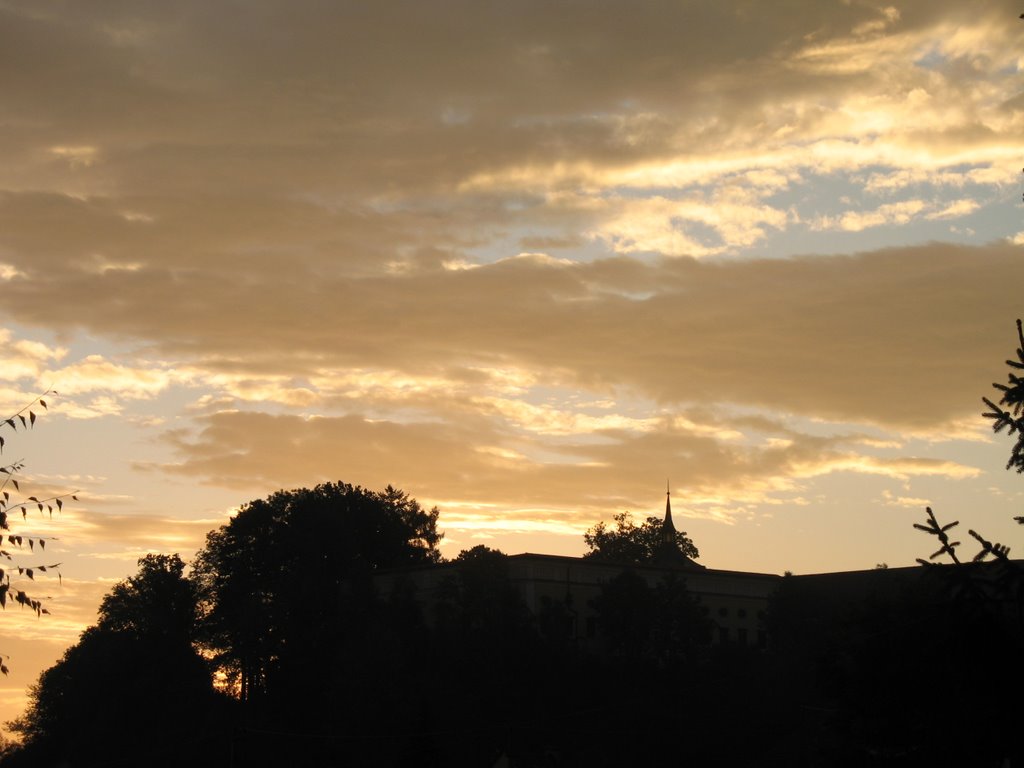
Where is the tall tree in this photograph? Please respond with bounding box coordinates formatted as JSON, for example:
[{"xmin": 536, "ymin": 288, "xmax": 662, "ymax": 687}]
[
  {"xmin": 7, "ymin": 555, "xmax": 220, "ymax": 768},
  {"xmin": 190, "ymin": 482, "xmax": 442, "ymax": 714}
]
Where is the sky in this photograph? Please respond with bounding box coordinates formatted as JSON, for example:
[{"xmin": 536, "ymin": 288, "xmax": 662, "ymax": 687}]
[{"xmin": 1, "ymin": 0, "xmax": 1023, "ymax": 730}]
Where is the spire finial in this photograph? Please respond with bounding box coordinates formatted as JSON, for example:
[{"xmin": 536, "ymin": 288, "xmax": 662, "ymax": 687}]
[{"xmin": 663, "ymin": 481, "xmax": 675, "ymax": 536}]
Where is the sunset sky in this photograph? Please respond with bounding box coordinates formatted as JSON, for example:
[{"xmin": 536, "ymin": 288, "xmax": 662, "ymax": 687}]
[{"xmin": 1, "ymin": 0, "xmax": 1023, "ymax": 726}]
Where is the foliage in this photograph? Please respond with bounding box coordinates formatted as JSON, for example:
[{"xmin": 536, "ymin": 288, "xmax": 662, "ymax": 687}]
[
  {"xmin": 914, "ymin": 320, "xmax": 1024, "ymax": 565},
  {"xmin": 767, "ymin": 568, "xmax": 1023, "ymax": 765},
  {"xmin": 983, "ymin": 318, "xmax": 1024, "ymax": 477},
  {"xmin": 0, "ymin": 392, "xmax": 76, "ymax": 675},
  {"xmin": 914, "ymin": 320, "xmax": 1024, "ymax": 571},
  {"xmin": 590, "ymin": 570, "xmax": 709, "ymax": 660},
  {"xmin": 98, "ymin": 553, "xmax": 197, "ymax": 642},
  {"xmin": 190, "ymin": 481, "xmax": 442, "ymax": 710},
  {"xmin": 583, "ymin": 510, "xmax": 698, "ymax": 564},
  {"xmin": 6, "ymin": 555, "xmax": 222, "ymax": 767},
  {"xmin": 436, "ymin": 545, "xmax": 535, "ymax": 647}
]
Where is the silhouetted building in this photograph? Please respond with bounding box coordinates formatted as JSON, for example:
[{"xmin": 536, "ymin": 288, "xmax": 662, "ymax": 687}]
[{"xmin": 376, "ymin": 490, "xmax": 779, "ymax": 651}]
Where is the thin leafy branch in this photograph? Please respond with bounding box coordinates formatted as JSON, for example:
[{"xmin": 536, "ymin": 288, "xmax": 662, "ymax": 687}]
[
  {"xmin": 0, "ymin": 390, "xmax": 53, "ymax": 455},
  {"xmin": 0, "ymin": 391, "xmax": 76, "ymax": 670}
]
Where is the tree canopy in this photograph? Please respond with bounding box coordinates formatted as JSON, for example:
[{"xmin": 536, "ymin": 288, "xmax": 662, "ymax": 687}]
[
  {"xmin": 190, "ymin": 482, "xmax": 442, "ymax": 709},
  {"xmin": 583, "ymin": 511, "xmax": 698, "ymax": 564},
  {"xmin": 8, "ymin": 555, "xmax": 221, "ymax": 767}
]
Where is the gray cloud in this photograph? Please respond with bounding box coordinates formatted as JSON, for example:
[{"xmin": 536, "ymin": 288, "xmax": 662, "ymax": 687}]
[{"xmin": 4, "ymin": 231, "xmax": 1020, "ymax": 428}]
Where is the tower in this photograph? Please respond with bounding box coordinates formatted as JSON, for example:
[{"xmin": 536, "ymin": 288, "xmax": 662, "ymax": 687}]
[
  {"xmin": 662, "ymin": 481, "xmax": 677, "ymax": 545},
  {"xmin": 655, "ymin": 482, "xmax": 705, "ymax": 570}
]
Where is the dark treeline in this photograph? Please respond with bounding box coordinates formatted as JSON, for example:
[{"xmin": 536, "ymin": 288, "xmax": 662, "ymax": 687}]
[{"xmin": 1, "ymin": 481, "xmax": 1022, "ymax": 767}]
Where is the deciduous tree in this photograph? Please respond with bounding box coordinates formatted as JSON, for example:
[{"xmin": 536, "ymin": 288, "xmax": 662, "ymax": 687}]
[
  {"xmin": 6, "ymin": 555, "xmax": 220, "ymax": 768},
  {"xmin": 583, "ymin": 511, "xmax": 698, "ymax": 564},
  {"xmin": 190, "ymin": 482, "xmax": 442, "ymax": 710}
]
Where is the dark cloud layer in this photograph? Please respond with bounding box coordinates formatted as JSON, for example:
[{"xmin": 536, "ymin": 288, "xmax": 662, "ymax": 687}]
[{"xmin": 4, "ymin": 231, "xmax": 1020, "ymax": 429}]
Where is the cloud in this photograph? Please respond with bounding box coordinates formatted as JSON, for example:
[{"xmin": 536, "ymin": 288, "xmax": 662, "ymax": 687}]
[
  {"xmin": 148, "ymin": 399, "xmax": 983, "ymax": 538},
  {"xmin": 3, "ymin": 241, "xmax": 1020, "ymax": 432},
  {"xmin": 2, "ymin": 0, "xmax": 1023, "ymax": 739},
  {"xmin": 812, "ymin": 199, "xmax": 929, "ymax": 231}
]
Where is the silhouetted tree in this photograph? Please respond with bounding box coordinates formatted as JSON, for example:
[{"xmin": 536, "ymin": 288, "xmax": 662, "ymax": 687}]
[
  {"xmin": 98, "ymin": 553, "xmax": 198, "ymax": 643},
  {"xmin": 590, "ymin": 569, "xmax": 708, "ymax": 660},
  {"xmin": 583, "ymin": 511, "xmax": 698, "ymax": 563},
  {"xmin": 590, "ymin": 569, "xmax": 655, "ymax": 657},
  {"xmin": 984, "ymin": 318, "xmax": 1024, "ymax": 477},
  {"xmin": 768, "ymin": 567, "xmax": 1023, "ymax": 766},
  {"xmin": 190, "ymin": 482, "xmax": 442, "ymax": 728},
  {"xmin": 913, "ymin": 319, "xmax": 1024, "ymax": 596},
  {"xmin": 435, "ymin": 545, "xmax": 535, "ymax": 649},
  {"xmin": 6, "ymin": 554, "xmax": 222, "ymax": 768}
]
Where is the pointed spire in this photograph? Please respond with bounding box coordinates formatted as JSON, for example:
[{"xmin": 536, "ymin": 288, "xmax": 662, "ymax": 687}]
[
  {"xmin": 663, "ymin": 480, "xmax": 676, "ymax": 540},
  {"xmin": 655, "ymin": 484, "xmax": 706, "ymax": 570}
]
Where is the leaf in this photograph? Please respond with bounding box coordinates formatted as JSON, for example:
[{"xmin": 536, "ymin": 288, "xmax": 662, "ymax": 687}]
[
  {"xmin": 0, "ymin": 436, "xmax": 4, "ymax": 452},
  {"xmin": 5, "ymin": 419, "xmax": 14, "ymax": 431},
  {"xmin": 39, "ymin": 539, "xmax": 45, "ymax": 550},
  {"xmin": 56, "ymin": 499, "xmax": 62, "ymax": 512},
  {"xmin": 0, "ymin": 664, "xmax": 7, "ymax": 676},
  {"xmin": 39, "ymin": 399, "xmax": 46, "ymax": 410},
  {"xmin": 29, "ymin": 411, "xmax": 35, "ymax": 428},
  {"xmin": 25, "ymin": 569, "xmax": 33, "ymax": 580},
  {"xmin": 17, "ymin": 415, "xmax": 25, "ymax": 429}
]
